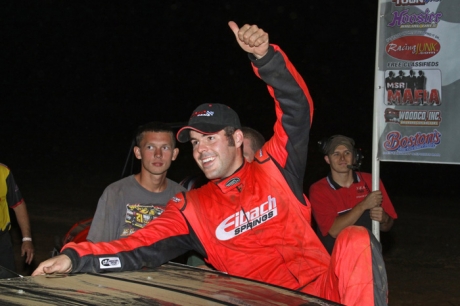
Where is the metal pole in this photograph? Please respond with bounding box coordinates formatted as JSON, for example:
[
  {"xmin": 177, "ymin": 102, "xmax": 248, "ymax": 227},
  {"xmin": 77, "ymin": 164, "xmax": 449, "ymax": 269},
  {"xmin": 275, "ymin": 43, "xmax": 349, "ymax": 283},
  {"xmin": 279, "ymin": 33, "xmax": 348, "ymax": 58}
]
[{"xmin": 371, "ymin": 0, "xmax": 385, "ymax": 241}]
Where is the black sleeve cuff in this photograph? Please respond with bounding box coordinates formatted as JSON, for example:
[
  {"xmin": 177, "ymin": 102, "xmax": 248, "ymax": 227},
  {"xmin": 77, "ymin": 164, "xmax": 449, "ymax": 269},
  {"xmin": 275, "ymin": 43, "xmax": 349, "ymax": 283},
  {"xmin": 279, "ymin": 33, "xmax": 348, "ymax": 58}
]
[
  {"xmin": 62, "ymin": 248, "xmax": 80, "ymax": 273},
  {"xmin": 249, "ymin": 45, "xmax": 275, "ymax": 67}
]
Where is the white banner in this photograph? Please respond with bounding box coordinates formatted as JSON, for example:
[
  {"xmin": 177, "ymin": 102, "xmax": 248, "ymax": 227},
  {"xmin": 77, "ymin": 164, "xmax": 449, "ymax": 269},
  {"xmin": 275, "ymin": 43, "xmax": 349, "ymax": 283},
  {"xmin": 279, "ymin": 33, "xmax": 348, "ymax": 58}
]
[{"xmin": 374, "ymin": 0, "xmax": 460, "ymax": 164}]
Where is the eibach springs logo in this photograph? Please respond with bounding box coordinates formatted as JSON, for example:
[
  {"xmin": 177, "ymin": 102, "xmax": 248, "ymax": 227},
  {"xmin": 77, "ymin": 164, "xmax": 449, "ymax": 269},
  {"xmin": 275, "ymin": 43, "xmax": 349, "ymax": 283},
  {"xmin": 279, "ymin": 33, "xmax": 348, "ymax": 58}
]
[
  {"xmin": 387, "ymin": 8, "xmax": 443, "ymax": 28},
  {"xmin": 386, "ymin": 36, "xmax": 440, "ymax": 60},
  {"xmin": 215, "ymin": 195, "xmax": 278, "ymax": 241},
  {"xmin": 383, "ymin": 129, "xmax": 441, "ymax": 153}
]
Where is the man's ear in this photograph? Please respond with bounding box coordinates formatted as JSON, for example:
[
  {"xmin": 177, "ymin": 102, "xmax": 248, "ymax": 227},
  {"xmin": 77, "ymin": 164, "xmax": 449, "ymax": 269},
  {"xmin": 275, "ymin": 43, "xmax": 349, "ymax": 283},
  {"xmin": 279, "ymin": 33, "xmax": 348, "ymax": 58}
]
[
  {"xmin": 234, "ymin": 129, "xmax": 244, "ymax": 148},
  {"xmin": 172, "ymin": 148, "xmax": 179, "ymax": 161},
  {"xmin": 134, "ymin": 146, "xmax": 142, "ymax": 160},
  {"xmin": 324, "ymin": 155, "xmax": 331, "ymax": 165}
]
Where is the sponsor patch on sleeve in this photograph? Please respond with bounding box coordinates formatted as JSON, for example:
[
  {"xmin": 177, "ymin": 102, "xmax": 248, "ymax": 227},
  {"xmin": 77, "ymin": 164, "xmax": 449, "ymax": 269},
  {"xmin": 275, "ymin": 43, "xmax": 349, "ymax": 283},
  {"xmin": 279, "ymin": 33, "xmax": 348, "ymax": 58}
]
[{"xmin": 99, "ymin": 257, "xmax": 121, "ymax": 269}]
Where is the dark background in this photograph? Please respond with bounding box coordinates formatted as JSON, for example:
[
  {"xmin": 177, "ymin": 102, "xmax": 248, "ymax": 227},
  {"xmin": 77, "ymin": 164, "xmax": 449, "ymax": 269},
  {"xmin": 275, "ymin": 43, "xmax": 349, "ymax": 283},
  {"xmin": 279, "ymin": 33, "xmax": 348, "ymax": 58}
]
[
  {"xmin": 1, "ymin": 2, "xmax": 459, "ymax": 304},
  {"xmin": 2, "ymin": 1, "xmax": 458, "ymax": 194}
]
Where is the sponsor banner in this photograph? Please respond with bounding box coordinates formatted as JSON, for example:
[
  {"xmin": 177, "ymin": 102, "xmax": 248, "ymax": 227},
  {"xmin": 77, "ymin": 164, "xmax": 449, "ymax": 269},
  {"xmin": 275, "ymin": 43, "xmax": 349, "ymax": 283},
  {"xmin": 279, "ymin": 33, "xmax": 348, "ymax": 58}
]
[{"xmin": 375, "ymin": 0, "xmax": 460, "ymax": 164}]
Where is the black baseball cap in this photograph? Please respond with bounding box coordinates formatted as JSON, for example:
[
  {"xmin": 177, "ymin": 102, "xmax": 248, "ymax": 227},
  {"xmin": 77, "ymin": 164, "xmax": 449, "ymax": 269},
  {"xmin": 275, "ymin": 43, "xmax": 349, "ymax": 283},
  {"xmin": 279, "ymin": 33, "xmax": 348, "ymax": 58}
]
[{"xmin": 177, "ymin": 103, "xmax": 241, "ymax": 143}]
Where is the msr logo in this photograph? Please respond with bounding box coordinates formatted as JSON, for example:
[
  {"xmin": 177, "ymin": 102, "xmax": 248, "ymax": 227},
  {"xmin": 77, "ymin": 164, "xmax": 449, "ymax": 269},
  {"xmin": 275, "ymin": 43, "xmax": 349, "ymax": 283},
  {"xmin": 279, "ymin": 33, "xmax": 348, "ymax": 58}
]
[
  {"xmin": 99, "ymin": 257, "xmax": 121, "ymax": 269},
  {"xmin": 215, "ymin": 195, "xmax": 278, "ymax": 241}
]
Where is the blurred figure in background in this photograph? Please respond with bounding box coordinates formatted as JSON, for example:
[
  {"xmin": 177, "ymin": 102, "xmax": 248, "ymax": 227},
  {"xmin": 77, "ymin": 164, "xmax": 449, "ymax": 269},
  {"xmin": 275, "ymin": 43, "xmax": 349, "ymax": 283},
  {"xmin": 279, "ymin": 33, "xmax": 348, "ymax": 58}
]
[
  {"xmin": 241, "ymin": 126, "xmax": 265, "ymax": 162},
  {"xmin": 0, "ymin": 163, "xmax": 34, "ymax": 278}
]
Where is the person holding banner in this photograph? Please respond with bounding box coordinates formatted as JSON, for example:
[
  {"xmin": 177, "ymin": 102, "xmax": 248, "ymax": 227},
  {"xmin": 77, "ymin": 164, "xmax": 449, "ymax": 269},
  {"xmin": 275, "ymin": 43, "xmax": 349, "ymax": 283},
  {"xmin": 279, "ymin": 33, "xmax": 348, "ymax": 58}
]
[{"xmin": 309, "ymin": 135, "xmax": 398, "ymax": 254}]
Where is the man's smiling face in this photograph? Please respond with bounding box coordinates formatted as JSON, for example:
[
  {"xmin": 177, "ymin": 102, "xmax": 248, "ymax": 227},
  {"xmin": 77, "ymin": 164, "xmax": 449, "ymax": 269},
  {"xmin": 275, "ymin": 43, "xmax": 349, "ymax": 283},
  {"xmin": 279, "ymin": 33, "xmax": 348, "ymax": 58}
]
[{"xmin": 190, "ymin": 129, "xmax": 243, "ymax": 180}]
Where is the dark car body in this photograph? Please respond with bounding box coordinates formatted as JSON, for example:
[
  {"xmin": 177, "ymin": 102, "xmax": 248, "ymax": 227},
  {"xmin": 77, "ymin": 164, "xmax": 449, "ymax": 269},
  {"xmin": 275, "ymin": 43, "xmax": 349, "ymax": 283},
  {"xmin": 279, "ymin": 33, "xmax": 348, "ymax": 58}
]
[{"xmin": 0, "ymin": 262, "xmax": 342, "ymax": 305}]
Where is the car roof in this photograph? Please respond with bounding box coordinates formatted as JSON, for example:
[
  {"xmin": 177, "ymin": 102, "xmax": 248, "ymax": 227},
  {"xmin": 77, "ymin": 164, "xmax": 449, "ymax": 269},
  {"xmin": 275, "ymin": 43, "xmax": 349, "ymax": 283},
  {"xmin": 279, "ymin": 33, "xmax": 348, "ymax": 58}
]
[{"xmin": 0, "ymin": 262, "xmax": 341, "ymax": 305}]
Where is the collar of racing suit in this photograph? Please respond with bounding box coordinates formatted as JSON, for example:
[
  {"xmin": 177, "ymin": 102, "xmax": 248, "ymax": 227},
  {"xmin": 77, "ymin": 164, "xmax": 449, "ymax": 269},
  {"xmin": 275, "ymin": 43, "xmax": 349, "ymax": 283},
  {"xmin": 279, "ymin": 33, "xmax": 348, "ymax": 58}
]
[{"xmin": 212, "ymin": 159, "xmax": 247, "ymax": 194}]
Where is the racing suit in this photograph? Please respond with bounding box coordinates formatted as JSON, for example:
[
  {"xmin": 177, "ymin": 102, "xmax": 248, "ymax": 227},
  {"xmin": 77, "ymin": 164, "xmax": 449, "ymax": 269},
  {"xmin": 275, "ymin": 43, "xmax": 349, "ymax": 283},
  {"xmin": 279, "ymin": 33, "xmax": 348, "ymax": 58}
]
[{"xmin": 62, "ymin": 45, "xmax": 387, "ymax": 305}]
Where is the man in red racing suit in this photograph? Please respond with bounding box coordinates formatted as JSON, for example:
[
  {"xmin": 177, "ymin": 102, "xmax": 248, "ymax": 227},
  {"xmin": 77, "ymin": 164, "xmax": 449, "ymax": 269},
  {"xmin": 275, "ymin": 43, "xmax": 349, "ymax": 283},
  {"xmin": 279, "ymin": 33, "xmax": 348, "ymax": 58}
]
[{"xmin": 33, "ymin": 21, "xmax": 388, "ymax": 305}]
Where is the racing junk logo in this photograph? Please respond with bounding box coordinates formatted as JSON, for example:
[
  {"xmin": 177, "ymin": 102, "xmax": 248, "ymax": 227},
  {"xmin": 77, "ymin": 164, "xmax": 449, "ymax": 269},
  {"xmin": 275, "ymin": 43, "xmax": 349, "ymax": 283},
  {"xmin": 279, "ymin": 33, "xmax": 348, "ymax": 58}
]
[
  {"xmin": 386, "ymin": 36, "xmax": 440, "ymax": 61},
  {"xmin": 215, "ymin": 195, "xmax": 277, "ymax": 241},
  {"xmin": 99, "ymin": 257, "xmax": 121, "ymax": 269}
]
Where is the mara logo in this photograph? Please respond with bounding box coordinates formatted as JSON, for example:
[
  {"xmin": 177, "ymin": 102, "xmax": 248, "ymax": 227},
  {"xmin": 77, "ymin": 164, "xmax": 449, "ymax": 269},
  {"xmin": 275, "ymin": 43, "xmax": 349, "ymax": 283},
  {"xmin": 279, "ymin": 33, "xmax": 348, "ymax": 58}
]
[
  {"xmin": 386, "ymin": 36, "xmax": 440, "ymax": 60},
  {"xmin": 215, "ymin": 195, "xmax": 278, "ymax": 241},
  {"xmin": 225, "ymin": 177, "xmax": 240, "ymax": 187},
  {"xmin": 99, "ymin": 257, "xmax": 121, "ymax": 269}
]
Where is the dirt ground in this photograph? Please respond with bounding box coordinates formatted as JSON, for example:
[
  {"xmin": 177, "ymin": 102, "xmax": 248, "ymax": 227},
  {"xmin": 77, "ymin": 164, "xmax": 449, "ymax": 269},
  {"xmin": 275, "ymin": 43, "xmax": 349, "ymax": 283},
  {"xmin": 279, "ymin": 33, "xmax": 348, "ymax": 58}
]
[{"xmin": 8, "ymin": 166, "xmax": 460, "ymax": 305}]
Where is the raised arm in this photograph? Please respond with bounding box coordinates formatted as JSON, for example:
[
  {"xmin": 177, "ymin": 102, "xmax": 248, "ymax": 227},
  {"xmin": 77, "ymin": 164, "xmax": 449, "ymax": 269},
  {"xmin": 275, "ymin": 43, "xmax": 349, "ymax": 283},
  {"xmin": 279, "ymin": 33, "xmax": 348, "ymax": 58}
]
[{"xmin": 228, "ymin": 22, "xmax": 314, "ymax": 203}]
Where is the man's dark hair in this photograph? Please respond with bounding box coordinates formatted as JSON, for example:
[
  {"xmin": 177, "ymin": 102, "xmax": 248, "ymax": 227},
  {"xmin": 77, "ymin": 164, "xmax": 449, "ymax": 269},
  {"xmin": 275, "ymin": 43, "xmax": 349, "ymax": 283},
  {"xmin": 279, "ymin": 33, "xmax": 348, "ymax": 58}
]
[
  {"xmin": 241, "ymin": 126, "xmax": 265, "ymax": 152},
  {"xmin": 223, "ymin": 126, "xmax": 237, "ymax": 147},
  {"xmin": 135, "ymin": 122, "xmax": 176, "ymax": 148}
]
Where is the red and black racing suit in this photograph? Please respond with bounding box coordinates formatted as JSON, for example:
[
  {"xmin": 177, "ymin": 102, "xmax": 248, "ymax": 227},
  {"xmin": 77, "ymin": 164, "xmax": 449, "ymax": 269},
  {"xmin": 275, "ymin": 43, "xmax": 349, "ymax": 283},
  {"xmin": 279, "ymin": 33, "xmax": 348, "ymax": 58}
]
[{"xmin": 62, "ymin": 45, "xmax": 387, "ymax": 305}]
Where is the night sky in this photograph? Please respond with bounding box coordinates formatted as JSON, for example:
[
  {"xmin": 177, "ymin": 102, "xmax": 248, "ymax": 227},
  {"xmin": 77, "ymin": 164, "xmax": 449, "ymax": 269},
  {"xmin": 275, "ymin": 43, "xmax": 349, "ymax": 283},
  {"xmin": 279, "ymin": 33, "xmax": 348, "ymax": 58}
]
[{"xmin": 2, "ymin": 1, "xmax": 457, "ymax": 200}]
